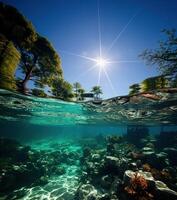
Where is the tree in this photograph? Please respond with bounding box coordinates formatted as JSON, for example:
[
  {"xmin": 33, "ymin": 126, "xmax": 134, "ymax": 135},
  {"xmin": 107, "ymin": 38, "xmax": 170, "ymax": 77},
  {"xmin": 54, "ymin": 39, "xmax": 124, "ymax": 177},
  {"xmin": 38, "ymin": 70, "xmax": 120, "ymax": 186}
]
[
  {"xmin": 0, "ymin": 2, "xmax": 63, "ymax": 94},
  {"xmin": 19, "ymin": 34, "xmax": 63, "ymax": 93},
  {"xmin": 129, "ymin": 84, "xmax": 141, "ymax": 95},
  {"xmin": 0, "ymin": 2, "xmax": 37, "ymax": 91},
  {"xmin": 0, "ymin": 34, "xmax": 21, "ymax": 90},
  {"xmin": 73, "ymin": 82, "xmax": 81, "ymax": 98},
  {"xmin": 140, "ymin": 29, "xmax": 177, "ymax": 78},
  {"xmin": 52, "ymin": 78, "xmax": 73, "ymax": 100},
  {"xmin": 31, "ymin": 88, "xmax": 47, "ymax": 98},
  {"xmin": 141, "ymin": 76, "xmax": 168, "ymax": 92},
  {"xmin": 0, "ymin": 2, "xmax": 37, "ymax": 50},
  {"xmin": 78, "ymin": 88, "xmax": 85, "ymax": 100},
  {"xmin": 91, "ymin": 86, "xmax": 102, "ymax": 99}
]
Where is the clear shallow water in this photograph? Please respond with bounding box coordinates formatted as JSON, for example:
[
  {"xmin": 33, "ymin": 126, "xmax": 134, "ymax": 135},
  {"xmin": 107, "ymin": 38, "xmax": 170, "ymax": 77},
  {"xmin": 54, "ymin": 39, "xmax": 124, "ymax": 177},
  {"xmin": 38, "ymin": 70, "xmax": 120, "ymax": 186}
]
[
  {"xmin": 0, "ymin": 89, "xmax": 177, "ymax": 200},
  {"xmin": 0, "ymin": 89, "xmax": 177, "ymax": 126}
]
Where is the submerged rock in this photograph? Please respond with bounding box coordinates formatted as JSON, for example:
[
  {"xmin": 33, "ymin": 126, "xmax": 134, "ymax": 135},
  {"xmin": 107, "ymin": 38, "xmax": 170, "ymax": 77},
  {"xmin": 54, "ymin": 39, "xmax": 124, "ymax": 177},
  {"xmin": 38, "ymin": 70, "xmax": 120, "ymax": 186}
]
[
  {"xmin": 155, "ymin": 180, "xmax": 177, "ymax": 199},
  {"xmin": 76, "ymin": 184, "xmax": 99, "ymax": 200},
  {"xmin": 123, "ymin": 170, "xmax": 177, "ymax": 200},
  {"xmin": 163, "ymin": 147, "xmax": 177, "ymax": 165},
  {"xmin": 101, "ymin": 175, "xmax": 114, "ymax": 189},
  {"xmin": 123, "ymin": 170, "xmax": 155, "ymax": 187}
]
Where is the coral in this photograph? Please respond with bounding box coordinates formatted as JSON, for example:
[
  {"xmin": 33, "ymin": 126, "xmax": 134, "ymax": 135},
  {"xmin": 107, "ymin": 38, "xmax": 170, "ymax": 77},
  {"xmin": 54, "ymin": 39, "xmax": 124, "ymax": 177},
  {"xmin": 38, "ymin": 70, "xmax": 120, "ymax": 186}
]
[
  {"xmin": 130, "ymin": 151, "xmax": 144, "ymax": 159},
  {"xmin": 124, "ymin": 172, "xmax": 154, "ymax": 200},
  {"xmin": 142, "ymin": 164, "xmax": 172, "ymax": 183},
  {"xmin": 143, "ymin": 164, "xmax": 151, "ymax": 172},
  {"xmin": 83, "ymin": 147, "xmax": 91, "ymax": 157}
]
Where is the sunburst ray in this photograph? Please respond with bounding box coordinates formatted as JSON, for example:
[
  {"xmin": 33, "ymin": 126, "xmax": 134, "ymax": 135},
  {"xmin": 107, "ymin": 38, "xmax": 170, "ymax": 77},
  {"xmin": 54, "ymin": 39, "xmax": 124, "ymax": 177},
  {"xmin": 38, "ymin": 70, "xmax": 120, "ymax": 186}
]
[{"xmin": 106, "ymin": 12, "xmax": 138, "ymax": 53}]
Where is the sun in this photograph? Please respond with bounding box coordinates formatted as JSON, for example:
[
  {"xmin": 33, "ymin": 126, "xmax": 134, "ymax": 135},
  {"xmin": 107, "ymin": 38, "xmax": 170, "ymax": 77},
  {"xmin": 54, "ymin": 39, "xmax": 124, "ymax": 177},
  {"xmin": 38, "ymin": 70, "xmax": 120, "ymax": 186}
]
[{"xmin": 95, "ymin": 57, "xmax": 107, "ymax": 68}]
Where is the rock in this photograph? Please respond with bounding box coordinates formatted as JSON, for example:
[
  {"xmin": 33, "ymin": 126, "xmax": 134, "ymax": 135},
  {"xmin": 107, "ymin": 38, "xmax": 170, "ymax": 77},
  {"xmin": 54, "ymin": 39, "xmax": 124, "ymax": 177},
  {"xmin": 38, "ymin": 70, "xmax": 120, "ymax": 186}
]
[
  {"xmin": 123, "ymin": 170, "xmax": 155, "ymax": 187},
  {"xmin": 76, "ymin": 184, "xmax": 99, "ymax": 200},
  {"xmin": 163, "ymin": 147, "xmax": 177, "ymax": 165},
  {"xmin": 101, "ymin": 175, "xmax": 114, "ymax": 189},
  {"xmin": 91, "ymin": 154, "xmax": 101, "ymax": 162},
  {"xmin": 103, "ymin": 156, "xmax": 120, "ymax": 174},
  {"xmin": 141, "ymin": 146, "xmax": 155, "ymax": 159},
  {"xmin": 156, "ymin": 152, "xmax": 168, "ymax": 158},
  {"xmin": 136, "ymin": 160, "xmax": 142, "ymax": 168},
  {"xmin": 142, "ymin": 151, "xmax": 155, "ymax": 156},
  {"xmin": 142, "ymin": 151, "xmax": 168, "ymax": 169},
  {"xmin": 123, "ymin": 170, "xmax": 177, "ymax": 200},
  {"xmin": 129, "ymin": 162, "xmax": 138, "ymax": 170},
  {"xmin": 155, "ymin": 180, "xmax": 177, "ymax": 200},
  {"xmin": 103, "ymin": 156, "xmax": 128, "ymax": 176},
  {"xmin": 142, "ymin": 147, "xmax": 154, "ymax": 152},
  {"xmin": 105, "ymin": 156, "xmax": 119, "ymax": 164},
  {"xmin": 34, "ymin": 176, "xmax": 49, "ymax": 186},
  {"xmin": 5, "ymin": 188, "xmax": 27, "ymax": 199},
  {"xmin": 54, "ymin": 166, "xmax": 66, "ymax": 175},
  {"xmin": 145, "ymin": 142, "xmax": 155, "ymax": 149},
  {"xmin": 83, "ymin": 147, "xmax": 92, "ymax": 157},
  {"xmin": 99, "ymin": 193, "xmax": 110, "ymax": 200}
]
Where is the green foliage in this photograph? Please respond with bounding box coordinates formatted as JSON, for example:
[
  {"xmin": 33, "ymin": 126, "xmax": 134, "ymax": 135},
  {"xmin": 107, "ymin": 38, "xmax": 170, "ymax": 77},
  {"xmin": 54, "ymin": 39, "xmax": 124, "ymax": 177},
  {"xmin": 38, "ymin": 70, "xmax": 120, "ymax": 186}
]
[
  {"xmin": 52, "ymin": 78, "xmax": 73, "ymax": 100},
  {"xmin": 0, "ymin": 2, "xmax": 79, "ymax": 101},
  {"xmin": 0, "ymin": 34, "xmax": 21, "ymax": 90},
  {"xmin": 0, "ymin": 2, "xmax": 37, "ymax": 49},
  {"xmin": 78, "ymin": 88, "xmax": 85, "ymax": 100},
  {"xmin": 0, "ymin": 2, "xmax": 63, "ymax": 95},
  {"xmin": 73, "ymin": 82, "xmax": 81, "ymax": 96},
  {"xmin": 141, "ymin": 76, "xmax": 168, "ymax": 92},
  {"xmin": 73, "ymin": 82, "xmax": 85, "ymax": 100},
  {"xmin": 19, "ymin": 34, "xmax": 63, "ymax": 92},
  {"xmin": 91, "ymin": 86, "xmax": 102, "ymax": 99},
  {"xmin": 140, "ymin": 29, "xmax": 177, "ymax": 78},
  {"xmin": 129, "ymin": 84, "xmax": 141, "ymax": 95},
  {"xmin": 31, "ymin": 88, "xmax": 47, "ymax": 98}
]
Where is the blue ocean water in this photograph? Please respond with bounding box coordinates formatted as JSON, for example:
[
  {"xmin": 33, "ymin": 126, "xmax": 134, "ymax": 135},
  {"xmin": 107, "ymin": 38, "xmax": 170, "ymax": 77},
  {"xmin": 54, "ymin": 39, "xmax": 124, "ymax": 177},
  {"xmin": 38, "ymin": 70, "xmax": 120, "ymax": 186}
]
[{"xmin": 0, "ymin": 89, "xmax": 177, "ymax": 199}]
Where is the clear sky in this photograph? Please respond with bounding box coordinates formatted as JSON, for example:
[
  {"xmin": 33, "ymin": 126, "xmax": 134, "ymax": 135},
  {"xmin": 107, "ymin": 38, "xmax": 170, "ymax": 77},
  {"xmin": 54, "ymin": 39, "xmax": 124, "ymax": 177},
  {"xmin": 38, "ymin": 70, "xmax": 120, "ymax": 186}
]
[{"xmin": 3, "ymin": 0, "xmax": 177, "ymax": 98}]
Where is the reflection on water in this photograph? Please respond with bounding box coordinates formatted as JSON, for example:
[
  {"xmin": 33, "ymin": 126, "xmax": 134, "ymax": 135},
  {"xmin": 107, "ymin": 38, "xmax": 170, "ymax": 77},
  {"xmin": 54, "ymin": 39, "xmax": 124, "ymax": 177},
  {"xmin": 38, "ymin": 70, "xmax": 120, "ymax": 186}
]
[{"xmin": 0, "ymin": 89, "xmax": 177, "ymax": 126}]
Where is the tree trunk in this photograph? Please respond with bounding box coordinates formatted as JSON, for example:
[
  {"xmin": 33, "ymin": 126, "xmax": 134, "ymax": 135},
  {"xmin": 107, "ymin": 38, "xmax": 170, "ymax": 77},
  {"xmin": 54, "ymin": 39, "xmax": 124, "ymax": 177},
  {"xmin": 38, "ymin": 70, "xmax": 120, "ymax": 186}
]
[
  {"xmin": 20, "ymin": 55, "xmax": 38, "ymax": 94},
  {"xmin": 21, "ymin": 65, "xmax": 34, "ymax": 93}
]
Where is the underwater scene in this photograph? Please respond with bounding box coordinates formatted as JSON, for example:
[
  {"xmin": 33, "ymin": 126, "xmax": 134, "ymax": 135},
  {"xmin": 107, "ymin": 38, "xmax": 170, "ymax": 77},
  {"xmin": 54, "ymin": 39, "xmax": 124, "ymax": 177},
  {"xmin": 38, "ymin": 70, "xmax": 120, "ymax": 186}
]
[
  {"xmin": 0, "ymin": 89, "xmax": 177, "ymax": 200},
  {"xmin": 1, "ymin": 0, "xmax": 177, "ymax": 199}
]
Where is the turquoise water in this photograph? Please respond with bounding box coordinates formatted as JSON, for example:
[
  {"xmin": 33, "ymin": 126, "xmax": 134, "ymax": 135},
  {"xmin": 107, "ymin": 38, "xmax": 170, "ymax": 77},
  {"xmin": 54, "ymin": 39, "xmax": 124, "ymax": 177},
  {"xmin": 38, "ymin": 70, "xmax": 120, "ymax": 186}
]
[{"xmin": 0, "ymin": 89, "xmax": 177, "ymax": 199}]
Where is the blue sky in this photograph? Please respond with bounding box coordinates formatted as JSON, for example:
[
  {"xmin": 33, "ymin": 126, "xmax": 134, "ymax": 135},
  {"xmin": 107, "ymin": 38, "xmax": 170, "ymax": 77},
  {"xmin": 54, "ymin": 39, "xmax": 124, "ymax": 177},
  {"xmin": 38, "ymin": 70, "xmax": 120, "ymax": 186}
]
[{"xmin": 3, "ymin": 0, "xmax": 177, "ymax": 98}]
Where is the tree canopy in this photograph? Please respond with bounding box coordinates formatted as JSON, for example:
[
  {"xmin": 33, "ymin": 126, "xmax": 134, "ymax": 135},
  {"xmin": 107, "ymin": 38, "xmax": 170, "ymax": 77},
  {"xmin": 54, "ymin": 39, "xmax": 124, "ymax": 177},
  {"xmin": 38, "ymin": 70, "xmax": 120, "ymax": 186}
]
[
  {"xmin": 141, "ymin": 76, "xmax": 168, "ymax": 92},
  {"xmin": 140, "ymin": 29, "xmax": 177, "ymax": 78},
  {"xmin": 129, "ymin": 84, "xmax": 141, "ymax": 95},
  {"xmin": 19, "ymin": 34, "xmax": 62, "ymax": 92},
  {"xmin": 73, "ymin": 82, "xmax": 85, "ymax": 100},
  {"xmin": 0, "ymin": 2, "xmax": 37, "ymax": 49},
  {"xmin": 0, "ymin": 34, "xmax": 21, "ymax": 90},
  {"xmin": 51, "ymin": 78, "xmax": 73, "ymax": 100},
  {"xmin": 91, "ymin": 86, "xmax": 102, "ymax": 99},
  {"xmin": 0, "ymin": 2, "xmax": 73, "ymax": 100}
]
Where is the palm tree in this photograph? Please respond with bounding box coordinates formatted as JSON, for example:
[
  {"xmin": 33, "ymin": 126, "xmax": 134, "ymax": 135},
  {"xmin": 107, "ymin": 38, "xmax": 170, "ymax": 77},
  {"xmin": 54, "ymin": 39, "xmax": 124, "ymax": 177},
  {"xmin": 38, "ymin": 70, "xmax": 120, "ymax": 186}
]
[
  {"xmin": 91, "ymin": 86, "xmax": 102, "ymax": 99},
  {"xmin": 73, "ymin": 82, "xmax": 81, "ymax": 99},
  {"xmin": 78, "ymin": 88, "xmax": 85, "ymax": 100}
]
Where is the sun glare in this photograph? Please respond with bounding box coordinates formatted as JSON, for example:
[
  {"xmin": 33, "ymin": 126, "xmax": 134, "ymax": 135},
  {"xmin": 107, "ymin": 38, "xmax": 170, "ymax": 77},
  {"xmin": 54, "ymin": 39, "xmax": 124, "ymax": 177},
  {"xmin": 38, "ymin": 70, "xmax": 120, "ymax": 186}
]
[
  {"xmin": 96, "ymin": 57, "xmax": 107, "ymax": 68},
  {"xmin": 60, "ymin": 1, "xmax": 139, "ymax": 96}
]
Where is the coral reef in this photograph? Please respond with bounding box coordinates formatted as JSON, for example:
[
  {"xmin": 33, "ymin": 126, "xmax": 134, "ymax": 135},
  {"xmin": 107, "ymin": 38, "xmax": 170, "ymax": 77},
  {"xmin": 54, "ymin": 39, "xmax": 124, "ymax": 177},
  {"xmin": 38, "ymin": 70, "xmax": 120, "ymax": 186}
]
[{"xmin": 1, "ymin": 129, "xmax": 177, "ymax": 200}]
